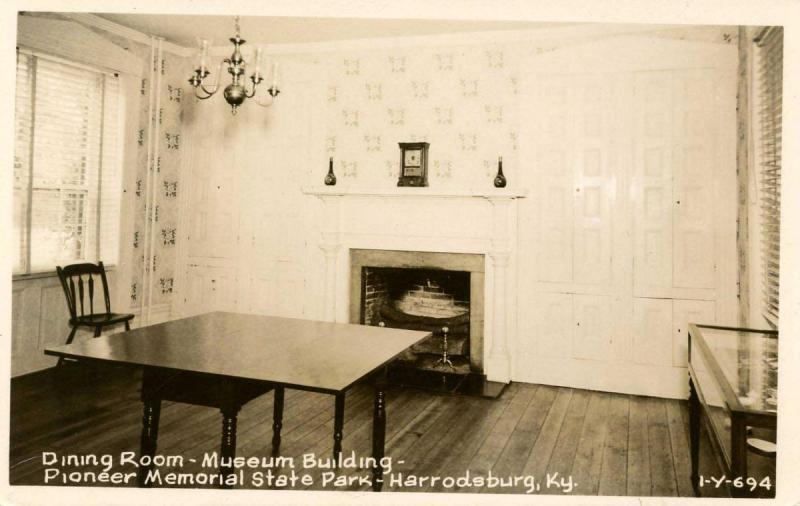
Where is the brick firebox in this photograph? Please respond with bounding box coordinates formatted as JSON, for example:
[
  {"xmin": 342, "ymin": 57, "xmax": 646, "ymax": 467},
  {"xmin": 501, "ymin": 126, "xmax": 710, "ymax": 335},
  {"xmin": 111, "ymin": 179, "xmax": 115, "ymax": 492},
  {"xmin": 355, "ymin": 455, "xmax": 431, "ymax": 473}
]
[{"xmin": 349, "ymin": 249, "xmax": 485, "ymax": 373}]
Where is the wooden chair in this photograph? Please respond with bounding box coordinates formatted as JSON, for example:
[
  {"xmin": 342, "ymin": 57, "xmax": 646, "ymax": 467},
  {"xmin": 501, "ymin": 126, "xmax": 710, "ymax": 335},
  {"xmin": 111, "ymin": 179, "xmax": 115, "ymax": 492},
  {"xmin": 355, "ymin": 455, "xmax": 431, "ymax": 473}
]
[{"xmin": 56, "ymin": 262, "xmax": 135, "ymax": 362}]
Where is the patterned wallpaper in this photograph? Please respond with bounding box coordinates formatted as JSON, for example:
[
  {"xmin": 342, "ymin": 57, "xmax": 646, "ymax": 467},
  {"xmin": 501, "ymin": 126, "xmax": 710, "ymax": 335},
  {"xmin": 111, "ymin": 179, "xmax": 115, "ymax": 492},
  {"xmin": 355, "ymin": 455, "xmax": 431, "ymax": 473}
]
[
  {"xmin": 318, "ymin": 28, "xmax": 736, "ymax": 189},
  {"xmin": 322, "ymin": 41, "xmax": 525, "ymax": 188},
  {"xmin": 127, "ymin": 47, "xmax": 185, "ymax": 310}
]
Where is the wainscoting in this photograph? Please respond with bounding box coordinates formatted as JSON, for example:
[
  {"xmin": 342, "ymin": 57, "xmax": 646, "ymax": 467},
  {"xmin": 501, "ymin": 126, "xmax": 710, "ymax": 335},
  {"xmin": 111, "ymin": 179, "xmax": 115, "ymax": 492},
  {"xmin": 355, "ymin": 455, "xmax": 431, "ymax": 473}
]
[{"xmin": 10, "ymin": 271, "xmax": 171, "ymax": 377}]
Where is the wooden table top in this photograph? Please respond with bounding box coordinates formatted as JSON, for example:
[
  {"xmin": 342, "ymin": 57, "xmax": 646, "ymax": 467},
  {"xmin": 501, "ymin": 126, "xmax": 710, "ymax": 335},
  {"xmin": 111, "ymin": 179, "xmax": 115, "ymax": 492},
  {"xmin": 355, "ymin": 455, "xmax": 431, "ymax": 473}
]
[{"xmin": 45, "ymin": 312, "xmax": 430, "ymax": 393}]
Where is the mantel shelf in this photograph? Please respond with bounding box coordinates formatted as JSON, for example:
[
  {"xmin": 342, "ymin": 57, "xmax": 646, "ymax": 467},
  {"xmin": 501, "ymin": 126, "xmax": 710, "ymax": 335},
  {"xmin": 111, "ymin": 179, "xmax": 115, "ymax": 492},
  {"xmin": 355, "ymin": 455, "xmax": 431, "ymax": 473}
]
[{"xmin": 302, "ymin": 186, "xmax": 528, "ymax": 199}]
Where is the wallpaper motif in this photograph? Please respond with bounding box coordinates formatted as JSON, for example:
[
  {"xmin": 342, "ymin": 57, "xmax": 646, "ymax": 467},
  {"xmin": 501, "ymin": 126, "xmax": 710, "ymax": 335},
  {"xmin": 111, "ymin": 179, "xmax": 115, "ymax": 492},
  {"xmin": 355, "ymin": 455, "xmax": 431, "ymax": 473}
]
[
  {"xmin": 128, "ymin": 49, "xmax": 184, "ymax": 309},
  {"xmin": 323, "ymin": 43, "xmax": 521, "ymax": 188}
]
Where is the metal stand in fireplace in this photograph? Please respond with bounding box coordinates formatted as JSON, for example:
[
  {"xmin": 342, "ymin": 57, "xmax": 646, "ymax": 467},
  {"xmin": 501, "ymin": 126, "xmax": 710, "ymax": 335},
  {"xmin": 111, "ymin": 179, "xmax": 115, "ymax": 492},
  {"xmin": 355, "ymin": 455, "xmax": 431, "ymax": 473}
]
[{"xmin": 383, "ymin": 324, "xmax": 506, "ymax": 398}]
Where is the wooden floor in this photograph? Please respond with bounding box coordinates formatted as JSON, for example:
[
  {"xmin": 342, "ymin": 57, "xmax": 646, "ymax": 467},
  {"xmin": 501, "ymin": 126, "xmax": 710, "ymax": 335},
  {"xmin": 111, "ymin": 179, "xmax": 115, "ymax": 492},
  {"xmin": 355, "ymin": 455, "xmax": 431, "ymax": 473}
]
[{"xmin": 9, "ymin": 364, "xmax": 727, "ymax": 496}]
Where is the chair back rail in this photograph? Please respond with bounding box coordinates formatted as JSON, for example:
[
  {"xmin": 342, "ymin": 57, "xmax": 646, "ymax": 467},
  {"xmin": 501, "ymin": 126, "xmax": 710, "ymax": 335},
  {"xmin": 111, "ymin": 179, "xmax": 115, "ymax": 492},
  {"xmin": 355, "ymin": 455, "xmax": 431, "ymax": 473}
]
[{"xmin": 56, "ymin": 262, "xmax": 112, "ymax": 320}]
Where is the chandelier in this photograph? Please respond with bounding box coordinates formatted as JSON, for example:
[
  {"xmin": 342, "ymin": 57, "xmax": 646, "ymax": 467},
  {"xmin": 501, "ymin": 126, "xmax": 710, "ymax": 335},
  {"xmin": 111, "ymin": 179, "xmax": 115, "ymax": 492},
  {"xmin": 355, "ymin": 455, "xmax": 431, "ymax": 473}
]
[{"xmin": 187, "ymin": 16, "xmax": 280, "ymax": 114}]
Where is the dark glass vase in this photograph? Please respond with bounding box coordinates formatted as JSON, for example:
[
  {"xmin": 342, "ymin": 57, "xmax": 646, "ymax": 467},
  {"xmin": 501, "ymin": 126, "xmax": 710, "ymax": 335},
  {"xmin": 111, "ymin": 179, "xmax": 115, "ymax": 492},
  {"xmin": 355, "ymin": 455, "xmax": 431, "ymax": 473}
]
[
  {"xmin": 324, "ymin": 157, "xmax": 337, "ymax": 186},
  {"xmin": 493, "ymin": 157, "xmax": 507, "ymax": 188}
]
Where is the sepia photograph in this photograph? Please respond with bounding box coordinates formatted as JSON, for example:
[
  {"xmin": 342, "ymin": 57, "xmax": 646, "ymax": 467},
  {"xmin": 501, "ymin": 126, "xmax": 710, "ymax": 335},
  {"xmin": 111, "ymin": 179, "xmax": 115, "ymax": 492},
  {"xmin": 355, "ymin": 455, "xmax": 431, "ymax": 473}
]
[{"xmin": 1, "ymin": 1, "xmax": 798, "ymax": 505}]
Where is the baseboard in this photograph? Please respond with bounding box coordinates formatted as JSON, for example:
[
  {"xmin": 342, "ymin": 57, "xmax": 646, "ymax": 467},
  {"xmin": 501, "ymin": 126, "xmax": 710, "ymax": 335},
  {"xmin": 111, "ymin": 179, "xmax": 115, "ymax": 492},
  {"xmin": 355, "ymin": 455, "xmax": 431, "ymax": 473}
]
[
  {"xmin": 512, "ymin": 356, "xmax": 689, "ymax": 400},
  {"xmin": 129, "ymin": 303, "xmax": 173, "ymax": 326}
]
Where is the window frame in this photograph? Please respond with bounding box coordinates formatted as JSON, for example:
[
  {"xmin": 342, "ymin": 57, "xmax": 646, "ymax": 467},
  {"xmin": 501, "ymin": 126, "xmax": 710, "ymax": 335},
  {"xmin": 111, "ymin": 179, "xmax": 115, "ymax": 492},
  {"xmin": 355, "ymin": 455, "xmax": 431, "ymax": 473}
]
[{"xmin": 13, "ymin": 47, "xmax": 123, "ymax": 278}]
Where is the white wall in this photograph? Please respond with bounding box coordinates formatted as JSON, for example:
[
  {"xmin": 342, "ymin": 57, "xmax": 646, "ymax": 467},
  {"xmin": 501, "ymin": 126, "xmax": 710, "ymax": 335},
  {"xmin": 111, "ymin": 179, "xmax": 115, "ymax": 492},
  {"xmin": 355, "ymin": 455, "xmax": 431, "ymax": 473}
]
[
  {"xmin": 176, "ymin": 59, "xmax": 326, "ymax": 320},
  {"xmin": 175, "ymin": 25, "xmax": 740, "ymax": 398}
]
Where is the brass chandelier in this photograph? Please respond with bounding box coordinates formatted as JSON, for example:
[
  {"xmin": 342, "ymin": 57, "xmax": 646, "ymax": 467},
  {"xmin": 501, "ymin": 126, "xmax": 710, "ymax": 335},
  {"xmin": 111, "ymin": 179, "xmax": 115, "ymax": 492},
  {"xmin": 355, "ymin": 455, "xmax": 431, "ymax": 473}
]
[{"xmin": 187, "ymin": 16, "xmax": 280, "ymax": 114}]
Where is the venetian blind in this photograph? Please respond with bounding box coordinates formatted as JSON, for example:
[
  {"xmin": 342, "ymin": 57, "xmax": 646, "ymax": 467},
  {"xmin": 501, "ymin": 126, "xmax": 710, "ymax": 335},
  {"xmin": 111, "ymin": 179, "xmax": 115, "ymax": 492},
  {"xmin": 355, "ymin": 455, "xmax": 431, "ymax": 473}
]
[
  {"xmin": 13, "ymin": 50, "xmax": 122, "ymax": 274},
  {"xmin": 755, "ymin": 27, "xmax": 783, "ymax": 327}
]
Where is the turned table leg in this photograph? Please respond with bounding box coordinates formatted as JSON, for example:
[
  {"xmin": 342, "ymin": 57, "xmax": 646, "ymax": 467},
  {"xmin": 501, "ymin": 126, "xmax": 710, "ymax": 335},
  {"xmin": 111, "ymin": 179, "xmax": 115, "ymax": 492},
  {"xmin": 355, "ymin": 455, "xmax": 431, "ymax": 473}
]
[
  {"xmin": 272, "ymin": 387, "xmax": 285, "ymax": 455},
  {"xmin": 138, "ymin": 370, "xmax": 162, "ymax": 487},
  {"xmin": 371, "ymin": 369, "xmax": 387, "ymax": 492},
  {"xmin": 333, "ymin": 392, "xmax": 345, "ymax": 465},
  {"xmin": 219, "ymin": 404, "xmax": 240, "ymax": 489}
]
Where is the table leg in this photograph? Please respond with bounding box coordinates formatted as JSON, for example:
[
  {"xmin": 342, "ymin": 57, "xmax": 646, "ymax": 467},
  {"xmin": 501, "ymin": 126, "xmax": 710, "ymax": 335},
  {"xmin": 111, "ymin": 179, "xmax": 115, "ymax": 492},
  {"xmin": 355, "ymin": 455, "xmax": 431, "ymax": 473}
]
[
  {"xmin": 220, "ymin": 404, "xmax": 240, "ymax": 489},
  {"xmin": 730, "ymin": 414, "xmax": 748, "ymax": 498},
  {"xmin": 689, "ymin": 378, "xmax": 700, "ymax": 496},
  {"xmin": 333, "ymin": 392, "xmax": 345, "ymax": 466},
  {"xmin": 371, "ymin": 370, "xmax": 387, "ymax": 492},
  {"xmin": 272, "ymin": 387, "xmax": 284, "ymax": 455},
  {"xmin": 138, "ymin": 371, "xmax": 162, "ymax": 487}
]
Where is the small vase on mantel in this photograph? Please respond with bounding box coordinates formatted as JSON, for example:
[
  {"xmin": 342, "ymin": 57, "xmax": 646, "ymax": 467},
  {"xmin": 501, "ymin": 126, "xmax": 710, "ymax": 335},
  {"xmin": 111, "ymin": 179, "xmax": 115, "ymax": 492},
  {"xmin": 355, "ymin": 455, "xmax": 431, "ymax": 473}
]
[
  {"xmin": 324, "ymin": 157, "xmax": 337, "ymax": 186},
  {"xmin": 493, "ymin": 156, "xmax": 507, "ymax": 188}
]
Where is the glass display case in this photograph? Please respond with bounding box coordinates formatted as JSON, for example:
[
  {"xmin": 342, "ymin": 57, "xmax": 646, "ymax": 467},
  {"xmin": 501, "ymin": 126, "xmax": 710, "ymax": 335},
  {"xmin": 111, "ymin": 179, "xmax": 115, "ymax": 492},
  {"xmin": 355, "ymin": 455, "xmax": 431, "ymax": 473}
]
[{"xmin": 688, "ymin": 324, "xmax": 778, "ymax": 498}]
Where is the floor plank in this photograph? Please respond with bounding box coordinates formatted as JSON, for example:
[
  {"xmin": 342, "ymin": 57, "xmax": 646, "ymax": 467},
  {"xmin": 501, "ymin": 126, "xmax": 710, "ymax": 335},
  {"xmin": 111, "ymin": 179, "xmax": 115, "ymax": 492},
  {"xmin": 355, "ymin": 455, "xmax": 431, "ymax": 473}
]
[
  {"xmin": 426, "ymin": 385, "xmax": 515, "ymax": 493},
  {"xmin": 520, "ymin": 386, "xmax": 573, "ymax": 483},
  {"xmin": 570, "ymin": 391, "xmax": 611, "ymax": 495},
  {"xmin": 9, "ymin": 367, "xmax": 718, "ymax": 498},
  {"xmin": 467, "ymin": 383, "xmax": 537, "ymax": 492},
  {"xmin": 597, "ymin": 393, "xmax": 629, "ymax": 496},
  {"xmin": 542, "ymin": 388, "xmax": 590, "ymax": 495},
  {"xmin": 645, "ymin": 396, "xmax": 678, "ymax": 496},
  {"xmin": 665, "ymin": 399, "xmax": 694, "ymax": 497},
  {"xmin": 626, "ymin": 395, "xmax": 651, "ymax": 496},
  {"xmin": 491, "ymin": 384, "xmax": 558, "ymax": 493}
]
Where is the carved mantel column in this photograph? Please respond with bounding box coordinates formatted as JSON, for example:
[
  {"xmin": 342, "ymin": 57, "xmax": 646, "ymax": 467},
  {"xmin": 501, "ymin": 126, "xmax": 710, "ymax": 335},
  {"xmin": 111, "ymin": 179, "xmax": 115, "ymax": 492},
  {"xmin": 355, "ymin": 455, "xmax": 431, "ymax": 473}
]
[
  {"xmin": 487, "ymin": 197, "xmax": 513, "ymax": 383},
  {"xmin": 318, "ymin": 195, "xmax": 341, "ymax": 322}
]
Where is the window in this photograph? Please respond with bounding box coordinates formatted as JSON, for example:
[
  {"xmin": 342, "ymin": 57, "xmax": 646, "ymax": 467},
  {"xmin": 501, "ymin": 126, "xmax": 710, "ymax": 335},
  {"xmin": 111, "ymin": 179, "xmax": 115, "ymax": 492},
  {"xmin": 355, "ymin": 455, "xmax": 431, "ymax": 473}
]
[
  {"xmin": 13, "ymin": 50, "xmax": 122, "ymax": 275},
  {"xmin": 754, "ymin": 27, "xmax": 783, "ymax": 327}
]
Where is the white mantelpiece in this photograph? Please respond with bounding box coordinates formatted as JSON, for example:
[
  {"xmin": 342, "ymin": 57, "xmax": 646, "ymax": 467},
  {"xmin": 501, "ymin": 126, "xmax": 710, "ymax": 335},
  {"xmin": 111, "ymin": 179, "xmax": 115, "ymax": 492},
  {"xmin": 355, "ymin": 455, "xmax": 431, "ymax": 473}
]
[
  {"xmin": 303, "ymin": 186, "xmax": 527, "ymax": 384},
  {"xmin": 303, "ymin": 186, "xmax": 528, "ymax": 199}
]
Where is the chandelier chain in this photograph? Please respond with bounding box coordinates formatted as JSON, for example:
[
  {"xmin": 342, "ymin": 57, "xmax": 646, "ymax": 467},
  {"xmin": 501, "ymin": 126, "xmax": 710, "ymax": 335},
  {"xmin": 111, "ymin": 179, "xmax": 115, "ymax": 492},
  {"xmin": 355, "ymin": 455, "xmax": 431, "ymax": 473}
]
[{"xmin": 234, "ymin": 16, "xmax": 241, "ymax": 37}]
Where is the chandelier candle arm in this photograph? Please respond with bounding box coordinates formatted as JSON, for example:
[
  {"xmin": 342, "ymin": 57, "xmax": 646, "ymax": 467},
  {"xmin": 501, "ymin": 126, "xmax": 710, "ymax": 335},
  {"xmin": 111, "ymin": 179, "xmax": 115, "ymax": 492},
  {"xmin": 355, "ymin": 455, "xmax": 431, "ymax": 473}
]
[
  {"xmin": 187, "ymin": 16, "xmax": 282, "ymax": 114},
  {"xmin": 192, "ymin": 60, "xmax": 225, "ymax": 100}
]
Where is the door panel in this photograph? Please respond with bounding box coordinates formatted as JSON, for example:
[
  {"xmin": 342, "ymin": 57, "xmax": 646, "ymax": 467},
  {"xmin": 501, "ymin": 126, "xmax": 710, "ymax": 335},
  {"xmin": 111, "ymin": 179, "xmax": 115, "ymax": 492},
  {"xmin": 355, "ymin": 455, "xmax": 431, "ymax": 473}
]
[
  {"xmin": 183, "ymin": 264, "xmax": 236, "ymax": 315},
  {"xmin": 536, "ymin": 293, "xmax": 573, "ymax": 358},
  {"xmin": 536, "ymin": 77, "xmax": 574, "ymax": 284},
  {"xmin": 187, "ymin": 165, "xmax": 236, "ymax": 259},
  {"xmin": 235, "ymin": 82, "xmax": 312, "ymax": 319},
  {"xmin": 633, "ymin": 69, "xmax": 718, "ymax": 295},
  {"xmin": 672, "ymin": 71, "xmax": 717, "ymax": 289},
  {"xmin": 633, "ymin": 298, "xmax": 673, "ymax": 366},
  {"xmin": 573, "ymin": 79, "xmax": 612, "ymax": 286},
  {"xmin": 574, "ymin": 294, "xmax": 611, "ymax": 361},
  {"xmin": 633, "ymin": 72, "xmax": 673, "ymax": 294}
]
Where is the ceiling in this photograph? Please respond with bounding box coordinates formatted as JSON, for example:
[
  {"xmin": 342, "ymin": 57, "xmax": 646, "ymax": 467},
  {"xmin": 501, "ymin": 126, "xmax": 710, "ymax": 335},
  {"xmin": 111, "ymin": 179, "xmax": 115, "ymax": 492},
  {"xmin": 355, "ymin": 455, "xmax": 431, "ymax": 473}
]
[{"xmin": 95, "ymin": 13, "xmax": 563, "ymax": 48}]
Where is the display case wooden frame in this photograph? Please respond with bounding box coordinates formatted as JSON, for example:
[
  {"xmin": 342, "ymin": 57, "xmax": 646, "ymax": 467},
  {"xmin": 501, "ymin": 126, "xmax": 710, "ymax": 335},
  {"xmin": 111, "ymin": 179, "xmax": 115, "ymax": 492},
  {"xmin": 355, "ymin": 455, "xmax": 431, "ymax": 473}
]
[
  {"xmin": 687, "ymin": 323, "xmax": 778, "ymax": 498},
  {"xmin": 397, "ymin": 142, "xmax": 429, "ymax": 187}
]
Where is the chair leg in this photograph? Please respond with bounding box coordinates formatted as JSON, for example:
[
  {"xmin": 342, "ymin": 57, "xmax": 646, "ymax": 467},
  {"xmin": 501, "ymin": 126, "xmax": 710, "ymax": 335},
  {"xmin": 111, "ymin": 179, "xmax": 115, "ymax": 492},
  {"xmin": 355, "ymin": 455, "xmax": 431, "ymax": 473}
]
[
  {"xmin": 57, "ymin": 326, "xmax": 79, "ymax": 367},
  {"xmin": 94, "ymin": 326, "xmax": 102, "ymax": 338},
  {"xmin": 65, "ymin": 326, "xmax": 78, "ymax": 345},
  {"xmin": 125, "ymin": 320, "xmax": 131, "ymax": 331}
]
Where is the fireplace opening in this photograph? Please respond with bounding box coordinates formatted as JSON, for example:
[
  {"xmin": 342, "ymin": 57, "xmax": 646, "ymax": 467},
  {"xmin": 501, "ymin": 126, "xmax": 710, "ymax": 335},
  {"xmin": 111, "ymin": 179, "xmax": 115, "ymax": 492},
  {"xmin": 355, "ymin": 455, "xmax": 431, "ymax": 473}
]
[
  {"xmin": 350, "ymin": 249, "xmax": 501, "ymax": 396},
  {"xmin": 362, "ymin": 267, "xmax": 472, "ymax": 374}
]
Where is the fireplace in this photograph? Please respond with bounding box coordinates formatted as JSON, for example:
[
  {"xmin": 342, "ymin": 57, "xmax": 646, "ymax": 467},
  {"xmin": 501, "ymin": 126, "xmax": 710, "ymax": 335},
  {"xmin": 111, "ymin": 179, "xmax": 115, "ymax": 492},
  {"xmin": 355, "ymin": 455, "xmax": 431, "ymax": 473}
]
[
  {"xmin": 305, "ymin": 186, "xmax": 527, "ymax": 385},
  {"xmin": 350, "ymin": 249, "xmax": 491, "ymax": 393}
]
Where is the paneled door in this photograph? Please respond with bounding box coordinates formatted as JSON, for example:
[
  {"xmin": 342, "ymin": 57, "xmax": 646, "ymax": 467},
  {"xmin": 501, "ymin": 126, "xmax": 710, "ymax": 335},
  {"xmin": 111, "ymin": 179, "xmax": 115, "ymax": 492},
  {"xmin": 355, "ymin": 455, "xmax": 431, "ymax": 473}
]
[
  {"xmin": 516, "ymin": 36, "xmax": 736, "ymax": 398},
  {"xmin": 235, "ymin": 77, "xmax": 320, "ymax": 319},
  {"xmin": 177, "ymin": 66, "xmax": 324, "ymax": 319},
  {"xmin": 181, "ymin": 135, "xmax": 237, "ymax": 316},
  {"xmin": 633, "ymin": 69, "xmax": 719, "ymax": 298}
]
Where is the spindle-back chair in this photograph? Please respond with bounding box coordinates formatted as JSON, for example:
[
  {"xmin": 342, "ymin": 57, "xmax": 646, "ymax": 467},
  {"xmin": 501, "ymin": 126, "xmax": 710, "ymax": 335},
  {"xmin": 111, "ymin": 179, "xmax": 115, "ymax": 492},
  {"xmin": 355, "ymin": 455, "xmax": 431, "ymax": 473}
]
[{"xmin": 56, "ymin": 262, "xmax": 135, "ymax": 362}]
